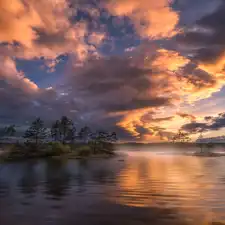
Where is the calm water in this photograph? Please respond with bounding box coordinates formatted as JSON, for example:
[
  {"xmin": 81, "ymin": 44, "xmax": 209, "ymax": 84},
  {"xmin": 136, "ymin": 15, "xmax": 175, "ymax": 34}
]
[{"xmin": 1, "ymin": 146, "xmax": 225, "ymax": 225}]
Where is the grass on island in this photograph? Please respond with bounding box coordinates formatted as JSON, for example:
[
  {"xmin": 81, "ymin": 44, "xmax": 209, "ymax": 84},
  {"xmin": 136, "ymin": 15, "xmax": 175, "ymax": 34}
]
[{"xmin": 0, "ymin": 141, "xmax": 116, "ymax": 161}]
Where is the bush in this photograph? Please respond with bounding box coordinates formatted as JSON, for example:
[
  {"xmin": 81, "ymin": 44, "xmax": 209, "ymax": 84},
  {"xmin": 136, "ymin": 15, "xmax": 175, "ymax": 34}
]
[
  {"xmin": 89, "ymin": 141, "xmax": 115, "ymax": 154},
  {"xmin": 24, "ymin": 142, "xmax": 39, "ymax": 152},
  {"xmin": 76, "ymin": 145, "xmax": 92, "ymax": 156},
  {"xmin": 48, "ymin": 142, "xmax": 71, "ymax": 156},
  {"xmin": 6, "ymin": 143, "xmax": 27, "ymax": 159}
]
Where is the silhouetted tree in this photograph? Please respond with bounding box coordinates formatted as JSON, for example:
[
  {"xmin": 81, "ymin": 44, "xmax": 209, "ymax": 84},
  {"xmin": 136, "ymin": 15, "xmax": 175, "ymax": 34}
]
[
  {"xmin": 197, "ymin": 133, "xmax": 204, "ymax": 153},
  {"xmin": 90, "ymin": 131, "xmax": 117, "ymax": 153},
  {"xmin": 0, "ymin": 125, "xmax": 16, "ymax": 139},
  {"xmin": 5, "ymin": 125, "xmax": 16, "ymax": 136},
  {"xmin": 51, "ymin": 120, "xmax": 61, "ymax": 141},
  {"xmin": 172, "ymin": 130, "xmax": 191, "ymax": 143},
  {"xmin": 24, "ymin": 118, "xmax": 48, "ymax": 146},
  {"xmin": 78, "ymin": 126, "xmax": 91, "ymax": 143},
  {"xmin": 59, "ymin": 116, "xmax": 74, "ymax": 144},
  {"xmin": 107, "ymin": 132, "xmax": 117, "ymax": 143},
  {"xmin": 66, "ymin": 125, "xmax": 76, "ymax": 143}
]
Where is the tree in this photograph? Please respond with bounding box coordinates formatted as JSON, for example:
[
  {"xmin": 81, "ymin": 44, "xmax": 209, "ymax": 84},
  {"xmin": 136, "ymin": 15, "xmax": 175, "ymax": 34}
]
[
  {"xmin": 5, "ymin": 125, "xmax": 16, "ymax": 137},
  {"xmin": 107, "ymin": 132, "xmax": 117, "ymax": 143},
  {"xmin": 172, "ymin": 130, "xmax": 191, "ymax": 143},
  {"xmin": 0, "ymin": 125, "xmax": 16, "ymax": 137},
  {"xmin": 78, "ymin": 126, "xmax": 91, "ymax": 143},
  {"xmin": 197, "ymin": 133, "xmax": 204, "ymax": 153},
  {"xmin": 24, "ymin": 118, "xmax": 48, "ymax": 146},
  {"xmin": 51, "ymin": 120, "xmax": 61, "ymax": 141},
  {"xmin": 0, "ymin": 125, "xmax": 16, "ymax": 142},
  {"xmin": 66, "ymin": 125, "xmax": 76, "ymax": 143},
  {"xmin": 90, "ymin": 131, "xmax": 117, "ymax": 154},
  {"xmin": 59, "ymin": 116, "xmax": 74, "ymax": 144}
]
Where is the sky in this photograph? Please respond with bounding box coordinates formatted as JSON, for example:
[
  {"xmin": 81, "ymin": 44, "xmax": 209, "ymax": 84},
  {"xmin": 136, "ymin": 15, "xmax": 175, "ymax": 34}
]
[{"xmin": 1, "ymin": 0, "xmax": 225, "ymax": 142}]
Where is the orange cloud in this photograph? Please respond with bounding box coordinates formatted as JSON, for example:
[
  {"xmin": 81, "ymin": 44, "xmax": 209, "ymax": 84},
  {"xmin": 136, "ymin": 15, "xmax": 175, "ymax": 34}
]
[
  {"xmin": 115, "ymin": 47, "xmax": 225, "ymax": 141},
  {"xmin": 0, "ymin": 56, "xmax": 38, "ymax": 93},
  {"xmin": 152, "ymin": 49, "xmax": 190, "ymax": 72},
  {"xmin": 106, "ymin": 0, "xmax": 179, "ymax": 39},
  {"xmin": 117, "ymin": 108, "xmax": 151, "ymax": 137},
  {"xmin": 177, "ymin": 112, "xmax": 196, "ymax": 121},
  {"xmin": 0, "ymin": 0, "xmax": 42, "ymax": 46},
  {"xmin": 117, "ymin": 108, "xmax": 175, "ymax": 142},
  {"xmin": 88, "ymin": 32, "xmax": 105, "ymax": 46},
  {"xmin": 151, "ymin": 49, "xmax": 225, "ymax": 103},
  {"xmin": 0, "ymin": 0, "xmax": 106, "ymax": 67},
  {"xmin": 0, "ymin": 0, "xmax": 73, "ymax": 46}
]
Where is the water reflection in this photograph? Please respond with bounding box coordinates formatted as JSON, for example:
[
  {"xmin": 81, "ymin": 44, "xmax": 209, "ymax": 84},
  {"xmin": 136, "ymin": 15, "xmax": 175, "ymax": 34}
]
[
  {"xmin": 110, "ymin": 151, "xmax": 225, "ymax": 222},
  {"xmin": 0, "ymin": 178, "xmax": 9, "ymax": 198},
  {"xmin": 44, "ymin": 159, "xmax": 71, "ymax": 199},
  {"xmin": 18, "ymin": 161, "xmax": 38, "ymax": 195},
  {"xmin": 1, "ymin": 148, "xmax": 225, "ymax": 224}
]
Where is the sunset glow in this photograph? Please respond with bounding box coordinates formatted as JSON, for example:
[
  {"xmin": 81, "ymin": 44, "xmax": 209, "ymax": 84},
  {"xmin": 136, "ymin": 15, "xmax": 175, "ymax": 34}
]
[{"xmin": 1, "ymin": 0, "xmax": 225, "ymax": 142}]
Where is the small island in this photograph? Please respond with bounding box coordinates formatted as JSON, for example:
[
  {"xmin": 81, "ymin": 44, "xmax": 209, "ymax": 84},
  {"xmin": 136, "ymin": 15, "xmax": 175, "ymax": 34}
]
[{"xmin": 0, "ymin": 117, "xmax": 117, "ymax": 161}]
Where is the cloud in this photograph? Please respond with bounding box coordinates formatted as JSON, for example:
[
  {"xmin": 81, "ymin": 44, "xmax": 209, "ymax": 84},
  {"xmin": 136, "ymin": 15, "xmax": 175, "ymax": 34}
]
[
  {"xmin": 0, "ymin": 0, "xmax": 72, "ymax": 46},
  {"xmin": 0, "ymin": 56, "xmax": 38, "ymax": 93},
  {"xmin": 182, "ymin": 112, "xmax": 225, "ymax": 133},
  {"xmin": 1, "ymin": 0, "xmax": 225, "ymax": 142},
  {"xmin": 151, "ymin": 48, "xmax": 190, "ymax": 72},
  {"xmin": 174, "ymin": 0, "xmax": 221, "ymax": 25},
  {"xmin": 59, "ymin": 39, "xmax": 225, "ymax": 141},
  {"xmin": 88, "ymin": 32, "xmax": 106, "ymax": 46},
  {"xmin": 176, "ymin": 1, "xmax": 225, "ymax": 65},
  {"xmin": 66, "ymin": 56, "xmax": 174, "ymax": 113},
  {"xmin": 61, "ymin": 46, "xmax": 195, "ymax": 141},
  {"xmin": 0, "ymin": 56, "xmax": 83, "ymax": 124},
  {"xmin": 177, "ymin": 112, "xmax": 196, "ymax": 121},
  {"xmin": 105, "ymin": 0, "xmax": 179, "ymax": 39},
  {"xmin": 0, "ymin": 0, "xmax": 107, "ymax": 69},
  {"xmin": 0, "ymin": 0, "xmax": 42, "ymax": 46}
]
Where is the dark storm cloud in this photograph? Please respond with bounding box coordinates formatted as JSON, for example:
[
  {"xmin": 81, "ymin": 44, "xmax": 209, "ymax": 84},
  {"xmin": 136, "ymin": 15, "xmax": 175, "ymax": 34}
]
[
  {"xmin": 102, "ymin": 98, "xmax": 170, "ymax": 113},
  {"xmin": 34, "ymin": 29, "xmax": 68, "ymax": 48},
  {"xmin": 66, "ymin": 57, "xmax": 173, "ymax": 114},
  {"xmin": 182, "ymin": 122, "xmax": 207, "ymax": 133},
  {"xmin": 176, "ymin": 1, "xmax": 225, "ymax": 63},
  {"xmin": 174, "ymin": 0, "xmax": 220, "ymax": 25},
  {"xmin": 0, "ymin": 85, "xmax": 58, "ymax": 124},
  {"xmin": 0, "ymin": 80, "xmax": 80, "ymax": 125},
  {"xmin": 182, "ymin": 112, "xmax": 225, "ymax": 133},
  {"xmin": 193, "ymin": 47, "xmax": 224, "ymax": 64},
  {"xmin": 180, "ymin": 62, "xmax": 217, "ymax": 89}
]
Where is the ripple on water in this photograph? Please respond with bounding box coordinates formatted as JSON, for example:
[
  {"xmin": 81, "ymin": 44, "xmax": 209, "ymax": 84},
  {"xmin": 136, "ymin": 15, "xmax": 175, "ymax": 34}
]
[{"xmin": 1, "ymin": 149, "xmax": 225, "ymax": 225}]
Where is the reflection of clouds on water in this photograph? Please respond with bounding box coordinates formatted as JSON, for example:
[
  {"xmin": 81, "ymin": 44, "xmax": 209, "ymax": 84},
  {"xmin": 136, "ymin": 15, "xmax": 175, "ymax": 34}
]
[
  {"xmin": 1, "ymin": 150, "xmax": 225, "ymax": 224},
  {"xmin": 110, "ymin": 151, "xmax": 225, "ymax": 222}
]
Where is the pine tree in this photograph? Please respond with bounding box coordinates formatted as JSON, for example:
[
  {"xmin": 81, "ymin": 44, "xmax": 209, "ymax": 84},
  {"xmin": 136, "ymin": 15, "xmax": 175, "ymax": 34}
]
[
  {"xmin": 24, "ymin": 118, "xmax": 48, "ymax": 146},
  {"xmin": 59, "ymin": 116, "xmax": 74, "ymax": 144},
  {"xmin": 51, "ymin": 120, "xmax": 61, "ymax": 141},
  {"xmin": 66, "ymin": 125, "xmax": 76, "ymax": 143},
  {"xmin": 78, "ymin": 126, "xmax": 91, "ymax": 143},
  {"xmin": 0, "ymin": 125, "xmax": 16, "ymax": 138}
]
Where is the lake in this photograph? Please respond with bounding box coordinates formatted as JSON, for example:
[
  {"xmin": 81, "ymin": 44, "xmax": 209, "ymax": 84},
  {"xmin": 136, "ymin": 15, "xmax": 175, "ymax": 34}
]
[{"xmin": 1, "ymin": 145, "xmax": 225, "ymax": 225}]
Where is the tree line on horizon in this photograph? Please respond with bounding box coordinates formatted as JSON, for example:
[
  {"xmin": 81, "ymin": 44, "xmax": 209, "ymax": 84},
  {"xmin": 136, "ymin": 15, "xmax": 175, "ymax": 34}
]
[
  {"xmin": 0, "ymin": 116, "xmax": 117, "ymax": 146},
  {"xmin": 0, "ymin": 120, "xmax": 192, "ymax": 144}
]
